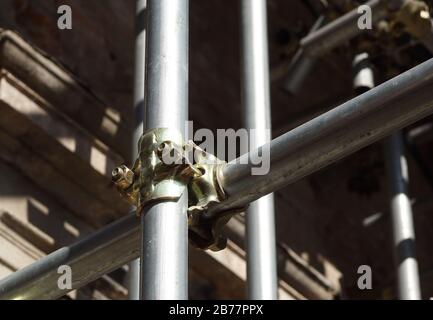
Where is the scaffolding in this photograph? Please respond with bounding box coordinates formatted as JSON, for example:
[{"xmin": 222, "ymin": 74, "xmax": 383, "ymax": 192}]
[{"xmin": 1, "ymin": 0, "xmax": 433, "ymax": 300}]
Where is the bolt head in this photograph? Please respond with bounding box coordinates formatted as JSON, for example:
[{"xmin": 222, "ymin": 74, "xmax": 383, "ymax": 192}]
[{"xmin": 112, "ymin": 167, "xmax": 123, "ymax": 181}]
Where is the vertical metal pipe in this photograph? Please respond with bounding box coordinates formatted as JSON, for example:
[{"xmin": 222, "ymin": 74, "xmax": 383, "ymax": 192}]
[
  {"xmin": 128, "ymin": 259, "xmax": 140, "ymax": 299},
  {"xmin": 140, "ymin": 0, "xmax": 189, "ymax": 300},
  {"xmin": 241, "ymin": 0, "xmax": 278, "ymax": 300},
  {"xmin": 353, "ymin": 52, "xmax": 421, "ymax": 300},
  {"xmin": 386, "ymin": 133, "xmax": 421, "ymax": 300},
  {"xmin": 352, "ymin": 52, "xmax": 375, "ymax": 94},
  {"xmin": 127, "ymin": 0, "xmax": 147, "ymax": 300}
]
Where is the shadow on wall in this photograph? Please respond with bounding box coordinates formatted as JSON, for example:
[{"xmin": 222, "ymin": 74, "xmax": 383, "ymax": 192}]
[{"xmin": 0, "ymin": 161, "xmax": 93, "ymax": 253}]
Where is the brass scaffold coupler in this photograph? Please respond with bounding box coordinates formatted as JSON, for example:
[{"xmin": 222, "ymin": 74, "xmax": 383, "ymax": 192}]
[{"xmin": 112, "ymin": 128, "xmax": 247, "ymax": 251}]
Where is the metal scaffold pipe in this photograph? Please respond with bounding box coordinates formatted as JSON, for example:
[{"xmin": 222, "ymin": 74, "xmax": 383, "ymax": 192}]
[
  {"xmin": 218, "ymin": 57, "xmax": 433, "ymax": 211},
  {"xmin": 300, "ymin": 0, "xmax": 388, "ymax": 58},
  {"xmin": 127, "ymin": 0, "xmax": 147, "ymax": 301},
  {"xmin": 0, "ymin": 213, "xmax": 140, "ymax": 300},
  {"xmin": 2, "ymin": 56, "xmax": 433, "ymax": 300},
  {"xmin": 139, "ymin": 0, "xmax": 189, "ymax": 300},
  {"xmin": 282, "ymin": 0, "xmax": 388, "ymax": 93},
  {"xmin": 282, "ymin": 15, "xmax": 324, "ymax": 94},
  {"xmin": 386, "ymin": 133, "xmax": 421, "ymax": 299},
  {"xmin": 352, "ymin": 52, "xmax": 421, "ymax": 300},
  {"xmin": 241, "ymin": 0, "xmax": 278, "ymax": 300}
]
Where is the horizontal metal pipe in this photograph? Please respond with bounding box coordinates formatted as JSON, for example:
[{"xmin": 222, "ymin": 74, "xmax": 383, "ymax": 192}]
[{"xmin": 3, "ymin": 57, "xmax": 433, "ymax": 299}]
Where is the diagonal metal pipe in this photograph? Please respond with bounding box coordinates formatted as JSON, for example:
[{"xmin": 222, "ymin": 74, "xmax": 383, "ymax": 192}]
[
  {"xmin": 300, "ymin": 0, "xmax": 388, "ymax": 58},
  {"xmin": 282, "ymin": 0, "xmax": 389, "ymax": 93},
  {"xmin": 0, "ymin": 213, "xmax": 140, "ymax": 300},
  {"xmin": 218, "ymin": 57, "xmax": 433, "ymax": 211},
  {"xmin": 2, "ymin": 57, "xmax": 433, "ymax": 299}
]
